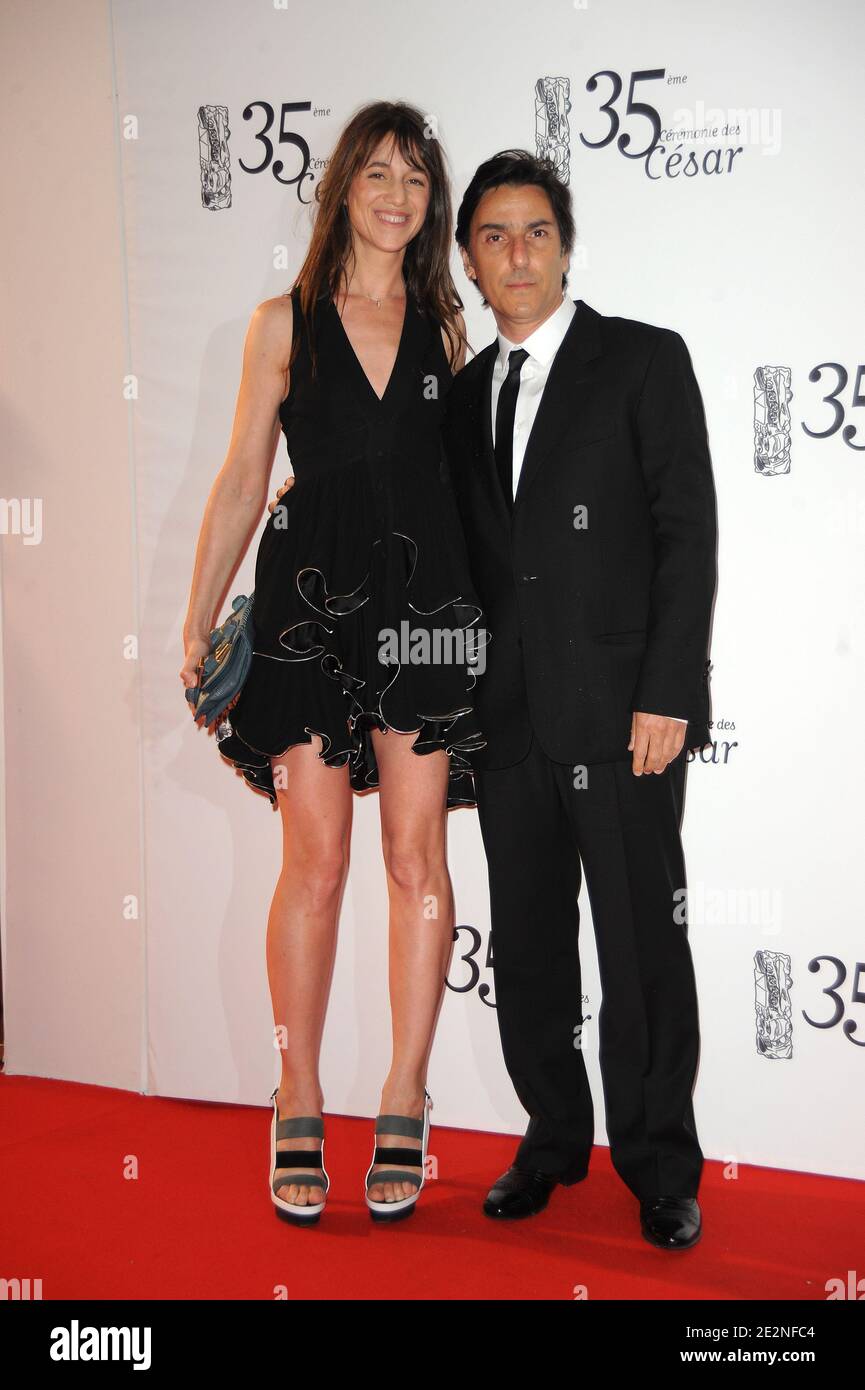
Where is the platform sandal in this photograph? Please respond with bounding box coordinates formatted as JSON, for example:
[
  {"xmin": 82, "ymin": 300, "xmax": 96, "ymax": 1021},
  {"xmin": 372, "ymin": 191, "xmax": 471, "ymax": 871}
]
[
  {"xmin": 269, "ymin": 1086, "xmax": 329, "ymax": 1224},
  {"xmin": 364, "ymin": 1089, "xmax": 432, "ymax": 1222}
]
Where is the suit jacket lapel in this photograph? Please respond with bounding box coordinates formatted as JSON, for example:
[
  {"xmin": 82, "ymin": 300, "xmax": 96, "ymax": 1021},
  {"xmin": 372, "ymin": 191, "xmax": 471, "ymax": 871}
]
[
  {"xmin": 477, "ymin": 343, "xmax": 511, "ymax": 527},
  {"xmin": 473, "ymin": 299, "xmax": 604, "ymax": 520},
  {"xmin": 513, "ymin": 299, "xmax": 603, "ymax": 507}
]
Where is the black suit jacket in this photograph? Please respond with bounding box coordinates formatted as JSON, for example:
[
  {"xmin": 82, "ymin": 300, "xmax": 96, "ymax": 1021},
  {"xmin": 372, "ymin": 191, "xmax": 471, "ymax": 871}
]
[{"xmin": 441, "ymin": 297, "xmax": 718, "ymax": 772}]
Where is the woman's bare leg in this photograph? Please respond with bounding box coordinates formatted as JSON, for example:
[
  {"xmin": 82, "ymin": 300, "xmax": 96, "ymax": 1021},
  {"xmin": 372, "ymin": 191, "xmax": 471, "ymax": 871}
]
[
  {"xmin": 367, "ymin": 728, "xmax": 454, "ymax": 1203},
  {"xmin": 268, "ymin": 736, "xmax": 352, "ymax": 1205}
]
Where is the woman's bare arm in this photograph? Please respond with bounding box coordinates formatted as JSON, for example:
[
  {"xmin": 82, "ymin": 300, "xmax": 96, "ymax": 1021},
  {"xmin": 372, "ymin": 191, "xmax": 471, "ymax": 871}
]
[{"xmin": 181, "ymin": 295, "xmax": 292, "ymax": 689}]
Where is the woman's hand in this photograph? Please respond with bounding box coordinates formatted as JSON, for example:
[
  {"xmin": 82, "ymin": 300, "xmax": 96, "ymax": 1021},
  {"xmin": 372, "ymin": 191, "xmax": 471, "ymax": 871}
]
[
  {"xmin": 180, "ymin": 634, "xmax": 211, "ymax": 717},
  {"xmin": 268, "ymin": 475, "xmax": 296, "ymax": 514},
  {"xmin": 183, "ymin": 297, "xmax": 292, "ymax": 680}
]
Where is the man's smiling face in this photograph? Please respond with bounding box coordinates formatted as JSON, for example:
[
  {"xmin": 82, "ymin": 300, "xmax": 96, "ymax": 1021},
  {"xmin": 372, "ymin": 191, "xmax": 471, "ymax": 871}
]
[{"xmin": 460, "ymin": 181, "xmax": 570, "ymax": 339}]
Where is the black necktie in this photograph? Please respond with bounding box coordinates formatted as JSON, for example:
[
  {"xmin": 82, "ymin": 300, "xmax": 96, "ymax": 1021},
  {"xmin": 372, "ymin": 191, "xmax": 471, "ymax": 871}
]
[{"xmin": 494, "ymin": 347, "xmax": 529, "ymax": 511}]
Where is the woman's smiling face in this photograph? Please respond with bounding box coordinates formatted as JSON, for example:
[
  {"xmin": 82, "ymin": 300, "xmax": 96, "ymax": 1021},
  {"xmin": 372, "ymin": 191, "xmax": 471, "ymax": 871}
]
[{"xmin": 345, "ymin": 135, "xmax": 431, "ymax": 255}]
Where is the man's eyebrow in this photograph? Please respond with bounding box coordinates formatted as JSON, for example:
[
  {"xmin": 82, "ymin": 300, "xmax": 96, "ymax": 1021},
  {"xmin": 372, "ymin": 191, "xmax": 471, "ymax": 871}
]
[{"xmin": 474, "ymin": 217, "xmax": 556, "ymax": 232}]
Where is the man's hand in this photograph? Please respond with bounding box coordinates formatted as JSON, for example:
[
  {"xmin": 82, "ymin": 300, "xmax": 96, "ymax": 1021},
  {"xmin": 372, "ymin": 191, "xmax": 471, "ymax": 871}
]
[
  {"xmin": 628, "ymin": 711, "xmax": 686, "ymax": 775},
  {"xmin": 267, "ymin": 475, "xmax": 295, "ymax": 514}
]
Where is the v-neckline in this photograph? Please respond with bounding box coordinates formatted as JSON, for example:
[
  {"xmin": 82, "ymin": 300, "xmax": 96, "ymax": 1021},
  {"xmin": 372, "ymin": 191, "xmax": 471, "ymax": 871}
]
[{"xmin": 329, "ymin": 291, "xmax": 410, "ymax": 406}]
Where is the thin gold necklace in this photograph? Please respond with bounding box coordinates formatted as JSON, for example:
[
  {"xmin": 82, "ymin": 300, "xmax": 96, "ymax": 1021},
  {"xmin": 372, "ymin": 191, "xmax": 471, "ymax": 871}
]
[{"xmin": 346, "ymin": 287, "xmax": 404, "ymax": 310}]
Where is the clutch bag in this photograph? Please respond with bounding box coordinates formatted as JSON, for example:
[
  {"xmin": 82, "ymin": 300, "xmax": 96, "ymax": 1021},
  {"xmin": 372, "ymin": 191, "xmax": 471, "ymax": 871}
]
[{"xmin": 185, "ymin": 592, "xmax": 255, "ymax": 727}]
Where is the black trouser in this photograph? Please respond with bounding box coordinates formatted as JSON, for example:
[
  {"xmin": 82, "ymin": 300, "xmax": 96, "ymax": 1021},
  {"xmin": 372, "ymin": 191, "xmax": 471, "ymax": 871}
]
[{"xmin": 473, "ymin": 731, "xmax": 703, "ymax": 1201}]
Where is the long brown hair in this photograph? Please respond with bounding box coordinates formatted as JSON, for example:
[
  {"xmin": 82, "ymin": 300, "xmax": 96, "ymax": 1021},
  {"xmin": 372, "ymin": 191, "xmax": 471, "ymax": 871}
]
[{"xmin": 287, "ymin": 101, "xmax": 464, "ymax": 379}]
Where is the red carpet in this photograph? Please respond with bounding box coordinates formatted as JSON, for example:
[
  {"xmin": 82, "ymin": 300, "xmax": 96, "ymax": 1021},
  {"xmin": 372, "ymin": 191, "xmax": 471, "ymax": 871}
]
[{"xmin": 2, "ymin": 1074, "xmax": 862, "ymax": 1301}]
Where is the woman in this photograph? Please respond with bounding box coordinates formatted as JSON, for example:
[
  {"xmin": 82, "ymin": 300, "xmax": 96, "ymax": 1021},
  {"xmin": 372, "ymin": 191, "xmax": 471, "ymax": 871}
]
[{"xmin": 180, "ymin": 101, "xmax": 485, "ymax": 1224}]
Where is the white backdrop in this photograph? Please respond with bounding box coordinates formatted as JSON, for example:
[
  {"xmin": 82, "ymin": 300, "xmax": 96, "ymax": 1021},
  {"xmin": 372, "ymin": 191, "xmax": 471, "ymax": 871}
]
[{"xmin": 5, "ymin": 0, "xmax": 862, "ymax": 1183}]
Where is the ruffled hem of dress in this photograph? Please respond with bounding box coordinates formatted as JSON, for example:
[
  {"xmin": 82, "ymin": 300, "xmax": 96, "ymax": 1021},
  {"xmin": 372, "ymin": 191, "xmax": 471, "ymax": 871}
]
[
  {"xmin": 214, "ymin": 706, "xmax": 485, "ymax": 809},
  {"xmin": 213, "ymin": 528, "xmax": 488, "ymax": 809}
]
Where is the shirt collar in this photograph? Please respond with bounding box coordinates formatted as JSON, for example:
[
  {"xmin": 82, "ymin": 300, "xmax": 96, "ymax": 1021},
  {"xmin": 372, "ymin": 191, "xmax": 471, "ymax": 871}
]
[{"xmin": 496, "ymin": 293, "xmax": 576, "ymax": 371}]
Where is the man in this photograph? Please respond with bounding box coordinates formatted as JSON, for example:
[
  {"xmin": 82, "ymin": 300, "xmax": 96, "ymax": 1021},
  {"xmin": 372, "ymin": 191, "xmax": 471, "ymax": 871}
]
[{"xmin": 442, "ymin": 149, "xmax": 717, "ymax": 1250}]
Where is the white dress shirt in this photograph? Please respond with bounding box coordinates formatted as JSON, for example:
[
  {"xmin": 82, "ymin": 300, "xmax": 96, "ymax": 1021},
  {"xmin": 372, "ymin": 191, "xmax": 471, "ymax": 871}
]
[
  {"xmin": 491, "ymin": 292, "xmax": 576, "ymax": 496},
  {"xmin": 490, "ymin": 294, "xmax": 687, "ymax": 726}
]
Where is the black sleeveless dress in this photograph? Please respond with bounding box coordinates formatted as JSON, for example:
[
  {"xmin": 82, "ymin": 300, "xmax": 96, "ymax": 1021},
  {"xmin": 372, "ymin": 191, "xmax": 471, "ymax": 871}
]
[{"xmin": 214, "ymin": 285, "xmax": 487, "ymax": 808}]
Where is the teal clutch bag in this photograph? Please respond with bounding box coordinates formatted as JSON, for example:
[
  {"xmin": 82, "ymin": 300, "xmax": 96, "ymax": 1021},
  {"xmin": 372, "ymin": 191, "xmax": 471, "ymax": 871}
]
[{"xmin": 185, "ymin": 593, "xmax": 255, "ymax": 727}]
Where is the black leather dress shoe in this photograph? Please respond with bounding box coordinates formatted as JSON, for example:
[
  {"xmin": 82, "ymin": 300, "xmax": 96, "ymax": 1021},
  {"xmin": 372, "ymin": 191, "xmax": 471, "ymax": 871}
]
[
  {"xmin": 483, "ymin": 1166, "xmax": 561, "ymax": 1219},
  {"xmin": 640, "ymin": 1196, "xmax": 702, "ymax": 1249}
]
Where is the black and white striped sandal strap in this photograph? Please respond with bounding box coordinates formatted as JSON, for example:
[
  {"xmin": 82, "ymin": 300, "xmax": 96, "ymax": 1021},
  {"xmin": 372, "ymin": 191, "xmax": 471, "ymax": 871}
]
[
  {"xmin": 368, "ymin": 1169, "xmax": 422, "ymax": 1190},
  {"xmin": 372, "ymin": 1144, "xmax": 422, "ymax": 1168},
  {"xmin": 272, "ymin": 1170, "xmax": 327, "ymax": 1194},
  {"xmin": 273, "ymin": 1149, "xmax": 324, "ymax": 1169},
  {"xmin": 369, "ymin": 1144, "xmax": 423, "ymax": 1186},
  {"xmin": 275, "ymin": 1115, "xmax": 324, "ymax": 1141},
  {"xmin": 375, "ymin": 1113, "xmax": 424, "ymax": 1139}
]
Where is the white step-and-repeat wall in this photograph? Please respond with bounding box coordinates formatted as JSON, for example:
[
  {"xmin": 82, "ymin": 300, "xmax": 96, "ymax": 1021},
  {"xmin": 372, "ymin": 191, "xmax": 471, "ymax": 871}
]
[{"xmin": 19, "ymin": 0, "xmax": 865, "ymax": 1181}]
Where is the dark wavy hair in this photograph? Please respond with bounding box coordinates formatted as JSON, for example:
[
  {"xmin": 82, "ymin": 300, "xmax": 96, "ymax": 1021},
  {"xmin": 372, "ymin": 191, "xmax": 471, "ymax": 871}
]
[
  {"xmin": 287, "ymin": 101, "xmax": 464, "ymax": 377},
  {"xmin": 454, "ymin": 149, "xmax": 576, "ymax": 304}
]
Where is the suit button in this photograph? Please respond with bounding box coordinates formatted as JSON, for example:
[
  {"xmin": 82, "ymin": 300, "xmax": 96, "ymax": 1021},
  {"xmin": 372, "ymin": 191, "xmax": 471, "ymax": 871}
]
[{"xmin": 519, "ymin": 574, "xmax": 539, "ymax": 584}]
